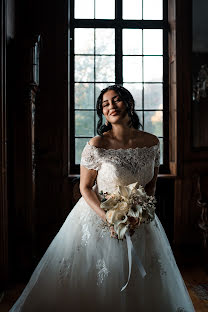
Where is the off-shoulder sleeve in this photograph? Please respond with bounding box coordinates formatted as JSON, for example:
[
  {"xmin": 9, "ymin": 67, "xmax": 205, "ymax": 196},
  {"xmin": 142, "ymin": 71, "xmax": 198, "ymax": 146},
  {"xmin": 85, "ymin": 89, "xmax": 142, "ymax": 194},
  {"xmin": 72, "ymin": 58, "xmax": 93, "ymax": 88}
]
[
  {"xmin": 80, "ymin": 143, "xmax": 100, "ymax": 171},
  {"xmin": 154, "ymin": 142, "xmax": 160, "ymax": 168}
]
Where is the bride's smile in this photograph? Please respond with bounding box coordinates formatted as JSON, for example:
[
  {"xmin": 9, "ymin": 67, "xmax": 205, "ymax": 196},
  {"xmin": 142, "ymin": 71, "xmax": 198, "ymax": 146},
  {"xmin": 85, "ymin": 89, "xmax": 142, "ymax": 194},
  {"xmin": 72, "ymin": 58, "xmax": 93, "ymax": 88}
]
[
  {"xmin": 109, "ymin": 109, "xmax": 119, "ymax": 116},
  {"xmin": 102, "ymin": 89, "xmax": 129, "ymax": 124}
]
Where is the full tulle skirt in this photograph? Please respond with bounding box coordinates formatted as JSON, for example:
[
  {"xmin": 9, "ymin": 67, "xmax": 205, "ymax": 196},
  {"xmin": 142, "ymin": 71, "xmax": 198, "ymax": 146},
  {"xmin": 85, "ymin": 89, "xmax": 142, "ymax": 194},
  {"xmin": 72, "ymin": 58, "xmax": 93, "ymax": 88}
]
[{"xmin": 10, "ymin": 197, "xmax": 195, "ymax": 312}]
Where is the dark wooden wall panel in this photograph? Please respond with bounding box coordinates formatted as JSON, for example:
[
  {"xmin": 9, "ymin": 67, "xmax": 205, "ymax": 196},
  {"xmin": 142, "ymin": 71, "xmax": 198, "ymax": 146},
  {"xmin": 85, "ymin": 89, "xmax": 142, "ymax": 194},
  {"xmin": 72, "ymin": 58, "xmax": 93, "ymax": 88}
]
[
  {"xmin": 0, "ymin": 0, "xmax": 8, "ymax": 289},
  {"xmin": 6, "ymin": 0, "xmax": 69, "ymax": 279},
  {"xmin": 35, "ymin": 0, "xmax": 69, "ymax": 256},
  {"xmin": 173, "ymin": 0, "xmax": 208, "ymax": 245}
]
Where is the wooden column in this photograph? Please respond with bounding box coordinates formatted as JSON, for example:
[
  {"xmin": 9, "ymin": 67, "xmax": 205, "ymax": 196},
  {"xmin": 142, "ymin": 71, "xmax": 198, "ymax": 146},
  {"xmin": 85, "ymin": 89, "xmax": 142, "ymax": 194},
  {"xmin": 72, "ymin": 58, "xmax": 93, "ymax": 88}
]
[
  {"xmin": 172, "ymin": 0, "xmax": 208, "ymax": 245},
  {"xmin": 0, "ymin": 0, "xmax": 8, "ymax": 288},
  {"xmin": 35, "ymin": 0, "xmax": 69, "ymax": 255}
]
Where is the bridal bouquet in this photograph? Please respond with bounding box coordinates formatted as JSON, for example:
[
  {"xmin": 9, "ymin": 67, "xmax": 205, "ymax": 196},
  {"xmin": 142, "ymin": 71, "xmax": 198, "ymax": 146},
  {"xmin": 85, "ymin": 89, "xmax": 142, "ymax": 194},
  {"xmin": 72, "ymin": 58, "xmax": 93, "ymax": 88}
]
[{"xmin": 100, "ymin": 182, "xmax": 156, "ymax": 240}]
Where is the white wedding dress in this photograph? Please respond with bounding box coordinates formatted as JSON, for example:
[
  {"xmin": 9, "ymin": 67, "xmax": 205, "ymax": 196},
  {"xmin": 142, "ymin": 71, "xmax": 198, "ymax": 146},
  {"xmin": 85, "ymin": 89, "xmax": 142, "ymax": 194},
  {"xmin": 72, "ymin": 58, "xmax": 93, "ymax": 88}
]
[{"xmin": 10, "ymin": 142, "xmax": 195, "ymax": 312}]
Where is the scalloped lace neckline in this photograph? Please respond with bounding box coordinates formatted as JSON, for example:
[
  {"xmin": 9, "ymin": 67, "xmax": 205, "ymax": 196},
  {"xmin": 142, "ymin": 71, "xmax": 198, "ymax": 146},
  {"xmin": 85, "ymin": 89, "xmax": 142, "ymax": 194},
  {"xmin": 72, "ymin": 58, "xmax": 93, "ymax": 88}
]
[{"xmin": 87, "ymin": 141, "xmax": 159, "ymax": 152}]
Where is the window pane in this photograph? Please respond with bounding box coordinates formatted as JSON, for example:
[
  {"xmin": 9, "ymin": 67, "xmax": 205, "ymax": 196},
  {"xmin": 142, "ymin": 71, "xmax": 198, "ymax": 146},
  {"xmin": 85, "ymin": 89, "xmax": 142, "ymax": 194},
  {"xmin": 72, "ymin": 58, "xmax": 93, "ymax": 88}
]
[
  {"xmin": 75, "ymin": 83, "xmax": 94, "ymax": 109},
  {"xmin": 135, "ymin": 110, "xmax": 143, "ymax": 128},
  {"xmin": 143, "ymin": 0, "xmax": 163, "ymax": 20},
  {"xmin": 123, "ymin": 29, "xmax": 142, "ymax": 55},
  {"xmin": 143, "ymin": 56, "xmax": 163, "ymax": 82},
  {"xmin": 123, "ymin": 83, "xmax": 143, "ymax": 109},
  {"xmin": 144, "ymin": 83, "xmax": 163, "ymax": 109},
  {"xmin": 75, "ymin": 0, "xmax": 94, "ymax": 19},
  {"xmin": 95, "ymin": 56, "xmax": 115, "ymax": 82},
  {"xmin": 144, "ymin": 111, "xmax": 163, "ymax": 137},
  {"xmin": 95, "ymin": 0, "xmax": 115, "ymax": 19},
  {"xmin": 123, "ymin": 56, "xmax": 142, "ymax": 82},
  {"xmin": 95, "ymin": 29, "xmax": 115, "ymax": 55},
  {"xmin": 75, "ymin": 29, "xmax": 94, "ymax": 54},
  {"xmin": 95, "ymin": 83, "xmax": 111, "ymax": 101},
  {"xmin": 143, "ymin": 29, "xmax": 163, "ymax": 55},
  {"xmin": 95, "ymin": 113, "xmax": 100, "ymax": 132},
  {"xmin": 75, "ymin": 56, "xmax": 94, "ymax": 82},
  {"xmin": 75, "ymin": 111, "xmax": 94, "ymax": 137},
  {"xmin": 123, "ymin": 0, "xmax": 142, "ymax": 20},
  {"xmin": 75, "ymin": 138, "xmax": 89, "ymax": 164}
]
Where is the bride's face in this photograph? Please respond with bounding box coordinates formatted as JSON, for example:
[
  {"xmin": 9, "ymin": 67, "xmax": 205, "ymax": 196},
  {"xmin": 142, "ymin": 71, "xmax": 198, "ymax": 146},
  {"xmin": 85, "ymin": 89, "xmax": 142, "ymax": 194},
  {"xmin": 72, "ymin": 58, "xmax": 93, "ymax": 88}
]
[{"xmin": 102, "ymin": 90, "xmax": 129, "ymax": 125}]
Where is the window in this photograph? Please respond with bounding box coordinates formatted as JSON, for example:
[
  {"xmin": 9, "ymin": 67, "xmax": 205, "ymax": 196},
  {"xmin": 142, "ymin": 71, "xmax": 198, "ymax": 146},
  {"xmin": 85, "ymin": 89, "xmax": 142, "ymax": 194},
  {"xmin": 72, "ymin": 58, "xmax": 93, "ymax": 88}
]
[{"xmin": 69, "ymin": 0, "xmax": 169, "ymax": 173}]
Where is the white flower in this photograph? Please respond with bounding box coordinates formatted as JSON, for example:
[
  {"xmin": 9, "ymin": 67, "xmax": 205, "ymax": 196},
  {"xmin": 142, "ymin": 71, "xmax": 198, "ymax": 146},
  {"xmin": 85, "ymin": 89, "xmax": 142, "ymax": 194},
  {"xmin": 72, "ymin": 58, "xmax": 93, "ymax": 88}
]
[
  {"xmin": 105, "ymin": 210, "xmax": 116, "ymax": 224},
  {"xmin": 128, "ymin": 204, "xmax": 143, "ymax": 219},
  {"xmin": 114, "ymin": 222, "xmax": 129, "ymax": 240},
  {"xmin": 113, "ymin": 211, "xmax": 128, "ymax": 239},
  {"xmin": 106, "ymin": 209, "xmax": 129, "ymax": 239},
  {"xmin": 113, "ymin": 210, "xmax": 128, "ymax": 223},
  {"xmin": 100, "ymin": 194, "xmax": 120, "ymax": 210},
  {"xmin": 116, "ymin": 182, "xmax": 139, "ymax": 198},
  {"xmin": 116, "ymin": 185, "xmax": 131, "ymax": 198},
  {"xmin": 115, "ymin": 201, "xmax": 129, "ymax": 212},
  {"xmin": 106, "ymin": 208, "xmax": 128, "ymax": 224}
]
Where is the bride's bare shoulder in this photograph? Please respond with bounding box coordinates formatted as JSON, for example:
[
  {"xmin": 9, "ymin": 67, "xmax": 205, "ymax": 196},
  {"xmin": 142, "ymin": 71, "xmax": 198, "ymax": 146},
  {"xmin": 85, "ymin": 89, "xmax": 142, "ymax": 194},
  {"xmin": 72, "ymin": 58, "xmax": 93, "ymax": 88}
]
[
  {"xmin": 135, "ymin": 130, "xmax": 159, "ymax": 147},
  {"xmin": 89, "ymin": 135, "xmax": 109, "ymax": 148}
]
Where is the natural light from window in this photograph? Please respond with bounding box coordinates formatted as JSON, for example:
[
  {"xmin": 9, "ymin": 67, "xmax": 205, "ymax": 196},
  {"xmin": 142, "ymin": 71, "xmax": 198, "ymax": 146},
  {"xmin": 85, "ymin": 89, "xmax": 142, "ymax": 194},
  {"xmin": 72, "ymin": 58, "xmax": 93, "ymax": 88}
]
[{"xmin": 72, "ymin": 0, "xmax": 164, "ymax": 166}]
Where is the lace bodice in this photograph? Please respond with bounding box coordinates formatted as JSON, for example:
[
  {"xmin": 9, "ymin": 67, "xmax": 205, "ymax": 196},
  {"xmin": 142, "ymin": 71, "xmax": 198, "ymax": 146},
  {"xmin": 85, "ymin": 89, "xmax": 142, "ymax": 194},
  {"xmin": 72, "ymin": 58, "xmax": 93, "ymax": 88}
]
[{"xmin": 81, "ymin": 141, "xmax": 160, "ymax": 194}]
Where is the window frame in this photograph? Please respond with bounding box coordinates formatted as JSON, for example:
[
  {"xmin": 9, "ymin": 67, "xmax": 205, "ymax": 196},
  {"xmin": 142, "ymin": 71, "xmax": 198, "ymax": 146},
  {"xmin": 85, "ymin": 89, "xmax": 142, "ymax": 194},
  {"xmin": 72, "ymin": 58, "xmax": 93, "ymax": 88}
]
[{"xmin": 69, "ymin": 0, "xmax": 169, "ymax": 174}]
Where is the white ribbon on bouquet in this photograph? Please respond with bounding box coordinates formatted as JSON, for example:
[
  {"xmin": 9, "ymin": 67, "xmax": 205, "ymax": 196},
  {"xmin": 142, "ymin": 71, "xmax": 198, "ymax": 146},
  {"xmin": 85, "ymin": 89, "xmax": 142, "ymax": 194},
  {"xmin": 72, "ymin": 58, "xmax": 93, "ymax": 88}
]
[{"xmin": 121, "ymin": 231, "xmax": 146, "ymax": 292}]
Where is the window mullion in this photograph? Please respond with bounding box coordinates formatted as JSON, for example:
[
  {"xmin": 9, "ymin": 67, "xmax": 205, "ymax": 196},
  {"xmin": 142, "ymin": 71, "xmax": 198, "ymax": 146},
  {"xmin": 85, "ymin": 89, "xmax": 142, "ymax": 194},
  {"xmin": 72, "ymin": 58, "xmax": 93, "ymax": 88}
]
[
  {"xmin": 115, "ymin": 28, "xmax": 122, "ymax": 85},
  {"xmin": 94, "ymin": 28, "xmax": 96, "ymax": 136},
  {"xmin": 115, "ymin": 0, "xmax": 122, "ymax": 19},
  {"xmin": 115, "ymin": 0, "xmax": 123, "ymax": 84}
]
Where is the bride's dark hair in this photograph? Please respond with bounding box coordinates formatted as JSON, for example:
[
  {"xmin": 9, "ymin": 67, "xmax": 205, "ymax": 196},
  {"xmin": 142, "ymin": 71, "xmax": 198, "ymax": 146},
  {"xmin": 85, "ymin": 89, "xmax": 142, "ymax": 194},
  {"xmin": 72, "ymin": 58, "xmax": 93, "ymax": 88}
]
[{"xmin": 96, "ymin": 85, "xmax": 143, "ymax": 136}]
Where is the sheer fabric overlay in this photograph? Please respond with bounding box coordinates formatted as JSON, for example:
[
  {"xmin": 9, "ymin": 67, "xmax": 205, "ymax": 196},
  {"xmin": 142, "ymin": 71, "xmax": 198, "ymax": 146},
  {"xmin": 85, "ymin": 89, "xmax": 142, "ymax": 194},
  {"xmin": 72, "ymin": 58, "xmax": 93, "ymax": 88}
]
[{"xmin": 10, "ymin": 141, "xmax": 195, "ymax": 312}]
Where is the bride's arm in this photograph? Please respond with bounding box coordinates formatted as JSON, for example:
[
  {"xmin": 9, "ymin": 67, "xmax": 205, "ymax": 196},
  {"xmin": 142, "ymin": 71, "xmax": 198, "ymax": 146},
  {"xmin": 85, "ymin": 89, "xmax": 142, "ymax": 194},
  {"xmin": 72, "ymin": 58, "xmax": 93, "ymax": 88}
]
[
  {"xmin": 145, "ymin": 167, "xmax": 159, "ymax": 196},
  {"xmin": 80, "ymin": 165, "xmax": 106, "ymax": 222}
]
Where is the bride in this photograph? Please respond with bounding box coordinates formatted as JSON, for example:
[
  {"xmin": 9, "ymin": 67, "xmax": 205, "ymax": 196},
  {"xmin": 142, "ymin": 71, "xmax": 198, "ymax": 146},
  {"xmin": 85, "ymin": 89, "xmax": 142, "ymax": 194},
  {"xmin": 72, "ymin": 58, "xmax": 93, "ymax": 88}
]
[{"xmin": 10, "ymin": 85, "xmax": 195, "ymax": 312}]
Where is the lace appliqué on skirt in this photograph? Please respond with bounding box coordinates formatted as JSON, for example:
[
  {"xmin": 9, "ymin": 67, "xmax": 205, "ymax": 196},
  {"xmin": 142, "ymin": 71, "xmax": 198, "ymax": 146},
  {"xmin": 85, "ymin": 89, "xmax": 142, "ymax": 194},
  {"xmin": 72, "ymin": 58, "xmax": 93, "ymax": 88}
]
[
  {"xmin": 96, "ymin": 259, "xmax": 110, "ymax": 286},
  {"xmin": 58, "ymin": 258, "xmax": 71, "ymax": 286}
]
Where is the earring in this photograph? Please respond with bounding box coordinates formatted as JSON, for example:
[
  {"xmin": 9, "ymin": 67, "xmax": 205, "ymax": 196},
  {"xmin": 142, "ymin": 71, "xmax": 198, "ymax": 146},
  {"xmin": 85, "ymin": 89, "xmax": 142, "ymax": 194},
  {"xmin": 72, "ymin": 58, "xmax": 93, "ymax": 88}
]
[{"xmin": 129, "ymin": 102, "xmax": 134, "ymax": 116}]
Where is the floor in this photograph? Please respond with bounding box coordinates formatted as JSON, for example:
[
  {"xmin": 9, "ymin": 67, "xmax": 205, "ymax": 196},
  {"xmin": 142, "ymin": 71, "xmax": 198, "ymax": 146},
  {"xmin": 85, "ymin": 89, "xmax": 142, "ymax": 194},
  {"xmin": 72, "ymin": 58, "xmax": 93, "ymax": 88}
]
[
  {"xmin": 174, "ymin": 246, "xmax": 208, "ymax": 312},
  {"xmin": 1, "ymin": 247, "xmax": 208, "ymax": 311}
]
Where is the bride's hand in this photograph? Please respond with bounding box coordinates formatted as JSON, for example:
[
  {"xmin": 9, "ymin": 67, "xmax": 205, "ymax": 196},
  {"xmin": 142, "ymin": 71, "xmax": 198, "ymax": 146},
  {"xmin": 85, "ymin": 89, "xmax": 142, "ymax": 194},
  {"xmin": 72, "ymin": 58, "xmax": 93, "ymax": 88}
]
[{"xmin": 101, "ymin": 214, "xmax": 117, "ymax": 238}]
